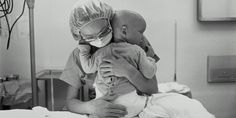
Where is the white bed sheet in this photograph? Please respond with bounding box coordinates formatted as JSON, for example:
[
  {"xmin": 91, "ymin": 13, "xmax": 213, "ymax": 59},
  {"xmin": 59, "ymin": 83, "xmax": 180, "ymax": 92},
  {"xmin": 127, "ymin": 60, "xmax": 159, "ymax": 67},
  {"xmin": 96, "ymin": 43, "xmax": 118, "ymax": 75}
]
[
  {"xmin": 0, "ymin": 106, "xmax": 87, "ymax": 118},
  {"xmin": 0, "ymin": 82, "xmax": 214, "ymax": 118}
]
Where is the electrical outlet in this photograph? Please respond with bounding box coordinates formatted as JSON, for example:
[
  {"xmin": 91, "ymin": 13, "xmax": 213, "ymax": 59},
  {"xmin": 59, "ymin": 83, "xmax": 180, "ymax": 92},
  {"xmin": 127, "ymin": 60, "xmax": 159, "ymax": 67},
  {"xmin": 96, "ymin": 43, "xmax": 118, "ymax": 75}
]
[
  {"xmin": 207, "ymin": 55, "xmax": 236, "ymax": 83},
  {"xmin": 210, "ymin": 68, "xmax": 236, "ymax": 83}
]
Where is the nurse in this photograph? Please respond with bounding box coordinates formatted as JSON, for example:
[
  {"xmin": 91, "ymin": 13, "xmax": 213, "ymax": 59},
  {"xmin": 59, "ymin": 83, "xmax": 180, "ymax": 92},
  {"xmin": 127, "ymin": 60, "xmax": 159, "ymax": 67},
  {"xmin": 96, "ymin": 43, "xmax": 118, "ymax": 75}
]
[{"xmin": 60, "ymin": 0, "xmax": 158, "ymax": 118}]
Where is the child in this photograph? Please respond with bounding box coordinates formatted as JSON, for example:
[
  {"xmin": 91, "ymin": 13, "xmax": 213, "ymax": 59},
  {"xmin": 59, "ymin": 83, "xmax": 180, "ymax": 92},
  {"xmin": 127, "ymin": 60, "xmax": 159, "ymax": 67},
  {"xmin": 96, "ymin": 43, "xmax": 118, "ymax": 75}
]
[{"xmin": 78, "ymin": 10, "xmax": 159, "ymax": 118}]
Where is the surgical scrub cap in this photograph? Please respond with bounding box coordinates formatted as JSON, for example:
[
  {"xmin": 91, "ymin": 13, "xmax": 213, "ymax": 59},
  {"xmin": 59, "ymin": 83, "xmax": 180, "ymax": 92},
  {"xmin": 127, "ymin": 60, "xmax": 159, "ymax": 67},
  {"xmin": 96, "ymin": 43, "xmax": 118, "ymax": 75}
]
[{"xmin": 69, "ymin": 0, "xmax": 114, "ymax": 41}]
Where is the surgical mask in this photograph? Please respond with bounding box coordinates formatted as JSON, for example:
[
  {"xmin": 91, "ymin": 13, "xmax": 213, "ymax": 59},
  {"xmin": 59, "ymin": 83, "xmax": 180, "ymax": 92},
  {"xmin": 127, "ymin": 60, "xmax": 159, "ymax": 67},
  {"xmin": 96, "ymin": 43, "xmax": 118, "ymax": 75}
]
[{"xmin": 89, "ymin": 32, "xmax": 112, "ymax": 48}]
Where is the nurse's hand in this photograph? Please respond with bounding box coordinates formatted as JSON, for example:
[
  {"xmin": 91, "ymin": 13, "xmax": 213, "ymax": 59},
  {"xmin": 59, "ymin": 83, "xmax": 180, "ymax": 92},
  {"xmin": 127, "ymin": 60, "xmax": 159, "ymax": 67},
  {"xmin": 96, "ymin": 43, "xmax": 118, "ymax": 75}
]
[
  {"xmin": 99, "ymin": 54, "xmax": 131, "ymax": 79},
  {"xmin": 89, "ymin": 94, "xmax": 127, "ymax": 118}
]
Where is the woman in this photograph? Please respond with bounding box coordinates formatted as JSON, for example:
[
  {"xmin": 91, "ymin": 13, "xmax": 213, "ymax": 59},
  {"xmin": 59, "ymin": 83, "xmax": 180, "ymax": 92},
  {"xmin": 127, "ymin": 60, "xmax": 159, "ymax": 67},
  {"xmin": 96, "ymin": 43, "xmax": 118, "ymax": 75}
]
[{"xmin": 60, "ymin": 0, "xmax": 158, "ymax": 117}]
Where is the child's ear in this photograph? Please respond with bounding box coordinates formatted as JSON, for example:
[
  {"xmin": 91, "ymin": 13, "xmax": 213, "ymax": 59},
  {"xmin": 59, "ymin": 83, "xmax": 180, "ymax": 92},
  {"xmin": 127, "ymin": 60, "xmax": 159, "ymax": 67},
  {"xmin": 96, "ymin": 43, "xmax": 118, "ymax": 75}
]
[{"xmin": 121, "ymin": 25, "xmax": 128, "ymax": 38}]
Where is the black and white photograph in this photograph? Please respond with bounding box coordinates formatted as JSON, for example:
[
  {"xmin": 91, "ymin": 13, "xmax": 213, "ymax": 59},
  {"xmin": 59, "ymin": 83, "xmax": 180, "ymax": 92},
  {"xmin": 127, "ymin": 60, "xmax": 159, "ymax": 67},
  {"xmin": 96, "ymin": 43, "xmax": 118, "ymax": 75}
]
[{"xmin": 0, "ymin": 0, "xmax": 235, "ymax": 118}]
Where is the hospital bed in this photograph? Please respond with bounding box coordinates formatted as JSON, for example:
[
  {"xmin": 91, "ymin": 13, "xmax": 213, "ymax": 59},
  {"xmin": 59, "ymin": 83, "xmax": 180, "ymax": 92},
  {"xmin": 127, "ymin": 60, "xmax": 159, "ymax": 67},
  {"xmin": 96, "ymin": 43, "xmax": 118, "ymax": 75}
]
[{"xmin": 0, "ymin": 82, "xmax": 193, "ymax": 118}]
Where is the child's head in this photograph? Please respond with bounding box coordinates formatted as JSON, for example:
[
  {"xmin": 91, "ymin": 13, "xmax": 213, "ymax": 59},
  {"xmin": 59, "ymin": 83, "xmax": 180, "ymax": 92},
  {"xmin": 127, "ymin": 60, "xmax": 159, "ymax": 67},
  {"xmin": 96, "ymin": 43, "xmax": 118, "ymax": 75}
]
[
  {"xmin": 111, "ymin": 10, "xmax": 146, "ymax": 47},
  {"xmin": 112, "ymin": 10, "xmax": 159, "ymax": 62}
]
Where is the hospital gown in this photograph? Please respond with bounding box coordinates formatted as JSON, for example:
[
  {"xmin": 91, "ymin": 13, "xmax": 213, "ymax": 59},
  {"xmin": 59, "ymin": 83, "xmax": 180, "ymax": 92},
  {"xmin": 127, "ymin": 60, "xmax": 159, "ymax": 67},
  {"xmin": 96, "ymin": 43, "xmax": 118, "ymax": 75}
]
[{"xmin": 79, "ymin": 42, "xmax": 157, "ymax": 117}]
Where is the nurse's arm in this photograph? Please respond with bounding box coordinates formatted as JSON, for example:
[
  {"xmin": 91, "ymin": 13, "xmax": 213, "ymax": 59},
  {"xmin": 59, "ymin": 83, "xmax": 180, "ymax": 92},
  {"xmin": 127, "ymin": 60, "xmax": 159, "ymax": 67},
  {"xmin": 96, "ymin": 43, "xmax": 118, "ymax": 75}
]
[
  {"xmin": 100, "ymin": 56, "xmax": 158, "ymax": 95},
  {"xmin": 66, "ymin": 85, "xmax": 92, "ymax": 114},
  {"xmin": 126, "ymin": 64, "xmax": 158, "ymax": 95}
]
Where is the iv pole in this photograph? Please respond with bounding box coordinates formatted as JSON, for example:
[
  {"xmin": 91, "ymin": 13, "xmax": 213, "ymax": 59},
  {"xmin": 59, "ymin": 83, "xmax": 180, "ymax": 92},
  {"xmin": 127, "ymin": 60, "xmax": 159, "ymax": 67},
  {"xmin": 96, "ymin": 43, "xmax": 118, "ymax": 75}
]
[
  {"xmin": 26, "ymin": 0, "xmax": 38, "ymax": 106},
  {"xmin": 174, "ymin": 20, "xmax": 177, "ymax": 82}
]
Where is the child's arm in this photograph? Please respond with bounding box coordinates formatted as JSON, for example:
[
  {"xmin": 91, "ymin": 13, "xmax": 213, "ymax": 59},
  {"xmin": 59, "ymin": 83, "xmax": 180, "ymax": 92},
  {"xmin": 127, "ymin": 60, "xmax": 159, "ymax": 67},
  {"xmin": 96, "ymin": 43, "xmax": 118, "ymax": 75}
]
[
  {"xmin": 145, "ymin": 45, "xmax": 160, "ymax": 63},
  {"xmin": 136, "ymin": 45, "xmax": 157, "ymax": 79},
  {"xmin": 142, "ymin": 36, "xmax": 160, "ymax": 63},
  {"xmin": 78, "ymin": 44, "xmax": 98, "ymax": 73}
]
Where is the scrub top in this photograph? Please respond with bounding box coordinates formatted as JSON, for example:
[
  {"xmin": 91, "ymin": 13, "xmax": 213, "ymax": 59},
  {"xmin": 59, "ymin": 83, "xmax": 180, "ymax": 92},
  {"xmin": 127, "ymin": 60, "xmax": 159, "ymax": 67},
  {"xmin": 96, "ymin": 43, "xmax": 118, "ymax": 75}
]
[{"xmin": 60, "ymin": 48, "xmax": 96, "ymax": 88}]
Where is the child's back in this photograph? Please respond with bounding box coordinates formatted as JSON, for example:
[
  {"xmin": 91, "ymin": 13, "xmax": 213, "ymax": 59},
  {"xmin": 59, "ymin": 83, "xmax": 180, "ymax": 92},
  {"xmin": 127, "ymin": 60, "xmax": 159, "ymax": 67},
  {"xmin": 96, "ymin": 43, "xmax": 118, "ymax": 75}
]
[
  {"xmin": 92, "ymin": 42, "xmax": 151, "ymax": 118},
  {"xmin": 93, "ymin": 42, "xmax": 154, "ymax": 96}
]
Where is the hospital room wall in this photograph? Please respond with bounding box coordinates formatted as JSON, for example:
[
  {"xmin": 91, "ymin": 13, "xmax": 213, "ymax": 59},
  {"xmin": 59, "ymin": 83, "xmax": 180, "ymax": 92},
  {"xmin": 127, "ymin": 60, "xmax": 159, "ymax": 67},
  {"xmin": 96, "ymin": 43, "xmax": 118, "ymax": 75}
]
[
  {"xmin": 0, "ymin": 0, "xmax": 31, "ymax": 80},
  {"xmin": 0, "ymin": 0, "xmax": 236, "ymax": 117}
]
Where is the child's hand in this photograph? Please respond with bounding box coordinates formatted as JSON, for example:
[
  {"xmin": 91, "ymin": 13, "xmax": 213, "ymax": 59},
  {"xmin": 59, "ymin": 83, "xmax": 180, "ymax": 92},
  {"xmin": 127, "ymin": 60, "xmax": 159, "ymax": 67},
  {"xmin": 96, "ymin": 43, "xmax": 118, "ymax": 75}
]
[
  {"xmin": 142, "ymin": 36, "xmax": 160, "ymax": 62},
  {"xmin": 79, "ymin": 39, "xmax": 89, "ymax": 45},
  {"xmin": 145, "ymin": 45, "xmax": 160, "ymax": 63},
  {"xmin": 78, "ymin": 44, "xmax": 91, "ymax": 53}
]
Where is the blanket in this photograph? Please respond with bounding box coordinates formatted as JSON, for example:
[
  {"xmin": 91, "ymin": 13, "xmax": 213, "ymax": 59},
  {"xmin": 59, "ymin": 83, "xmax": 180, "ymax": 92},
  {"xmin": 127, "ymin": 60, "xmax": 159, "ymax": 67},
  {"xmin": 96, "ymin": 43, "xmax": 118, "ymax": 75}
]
[{"xmin": 0, "ymin": 106, "xmax": 87, "ymax": 118}]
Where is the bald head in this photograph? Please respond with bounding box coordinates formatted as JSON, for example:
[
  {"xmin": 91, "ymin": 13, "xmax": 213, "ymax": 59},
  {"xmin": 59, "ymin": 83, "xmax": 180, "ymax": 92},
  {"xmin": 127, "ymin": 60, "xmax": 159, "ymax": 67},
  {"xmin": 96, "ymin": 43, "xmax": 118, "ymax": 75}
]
[
  {"xmin": 112, "ymin": 10, "xmax": 146, "ymax": 35},
  {"xmin": 111, "ymin": 10, "xmax": 159, "ymax": 62}
]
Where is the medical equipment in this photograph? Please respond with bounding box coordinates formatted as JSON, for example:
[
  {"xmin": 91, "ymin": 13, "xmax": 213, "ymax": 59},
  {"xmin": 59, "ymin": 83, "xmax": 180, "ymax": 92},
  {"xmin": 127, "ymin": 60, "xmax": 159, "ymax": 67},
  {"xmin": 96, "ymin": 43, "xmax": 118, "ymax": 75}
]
[
  {"xmin": 0, "ymin": 0, "xmax": 26, "ymax": 49},
  {"xmin": 36, "ymin": 69, "xmax": 62, "ymax": 111},
  {"xmin": 174, "ymin": 20, "xmax": 178, "ymax": 82},
  {"xmin": 25, "ymin": 0, "xmax": 37, "ymax": 107},
  {"xmin": 0, "ymin": 75, "xmax": 32, "ymax": 110}
]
